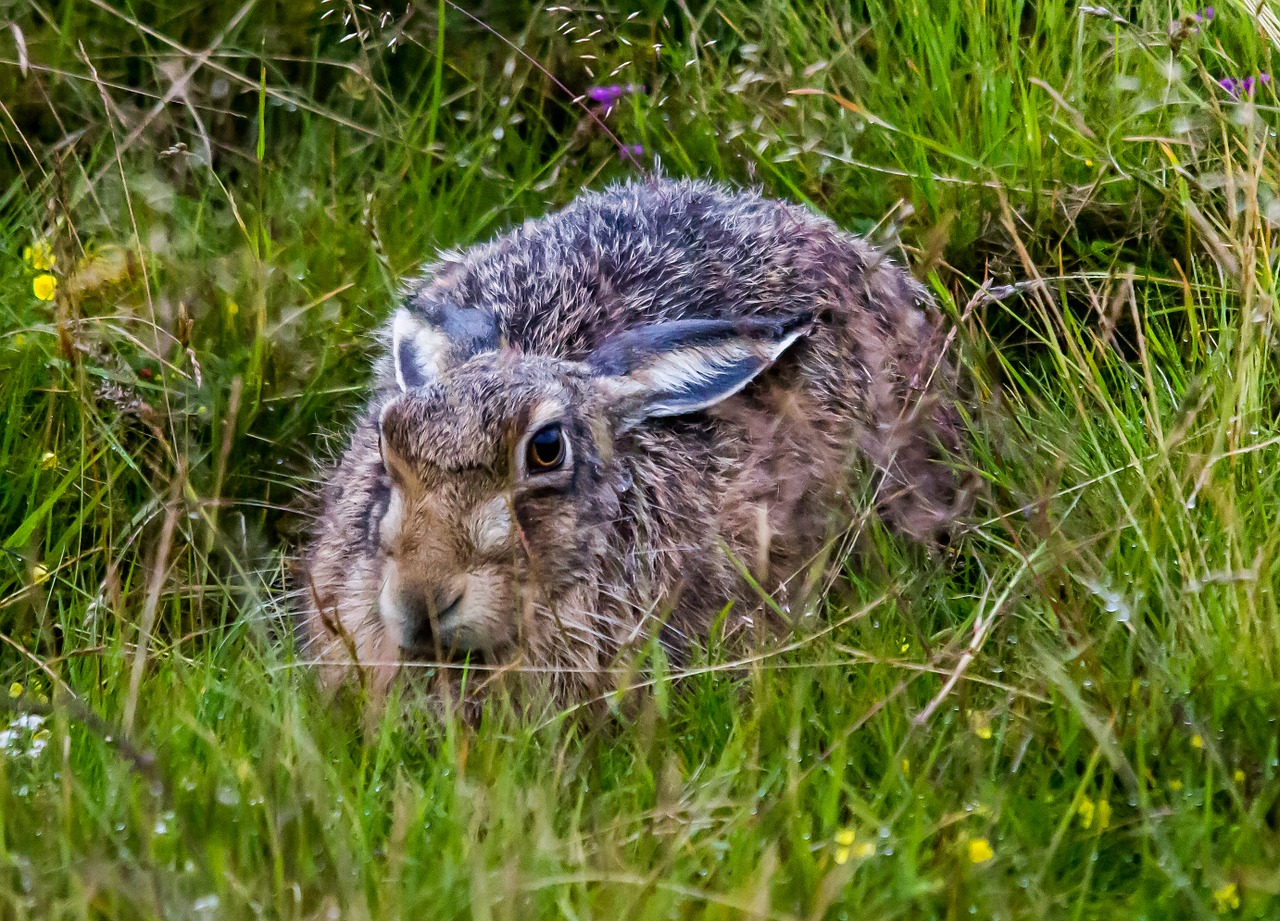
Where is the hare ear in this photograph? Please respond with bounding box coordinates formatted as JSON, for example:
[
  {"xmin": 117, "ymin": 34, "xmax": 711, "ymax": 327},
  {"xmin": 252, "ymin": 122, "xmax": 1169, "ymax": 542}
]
[
  {"xmin": 391, "ymin": 304, "xmax": 499, "ymax": 391},
  {"xmin": 392, "ymin": 309, "xmax": 447, "ymax": 391},
  {"xmin": 588, "ymin": 314, "xmax": 812, "ymax": 426}
]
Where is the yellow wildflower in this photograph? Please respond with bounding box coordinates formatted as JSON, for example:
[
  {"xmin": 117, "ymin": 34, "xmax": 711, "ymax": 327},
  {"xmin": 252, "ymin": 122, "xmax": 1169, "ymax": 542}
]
[
  {"xmin": 833, "ymin": 827, "xmax": 854, "ymax": 864},
  {"xmin": 23, "ymin": 239, "xmax": 55, "ymax": 271},
  {"xmin": 31, "ymin": 564, "xmax": 49, "ymax": 585},
  {"xmin": 1169, "ymin": 779, "xmax": 1184, "ymax": 792},
  {"xmin": 832, "ymin": 828, "xmax": 873, "ymax": 865},
  {"xmin": 39, "ymin": 451, "xmax": 56, "ymax": 470},
  {"xmin": 968, "ymin": 838, "xmax": 994, "ymax": 864},
  {"xmin": 33, "ymin": 274, "xmax": 57, "ymax": 301},
  {"xmin": 901, "ymin": 758, "xmax": 911, "ymax": 776},
  {"xmin": 8, "ymin": 682, "xmax": 22, "ymax": 699},
  {"xmin": 1077, "ymin": 796, "xmax": 1096, "ymax": 829},
  {"xmin": 1212, "ymin": 882, "xmax": 1240, "ymax": 914},
  {"xmin": 969, "ymin": 711, "xmax": 993, "ymax": 740},
  {"xmin": 1191, "ymin": 734, "xmax": 1204, "ymax": 749},
  {"xmin": 1233, "ymin": 769, "xmax": 1245, "ymax": 783},
  {"xmin": 1096, "ymin": 799, "xmax": 1112, "ymax": 830}
]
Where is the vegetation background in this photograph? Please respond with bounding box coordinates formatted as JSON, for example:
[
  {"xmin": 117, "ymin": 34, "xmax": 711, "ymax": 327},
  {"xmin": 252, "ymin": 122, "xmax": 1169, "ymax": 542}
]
[{"xmin": 2, "ymin": 0, "xmax": 1279, "ymax": 917}]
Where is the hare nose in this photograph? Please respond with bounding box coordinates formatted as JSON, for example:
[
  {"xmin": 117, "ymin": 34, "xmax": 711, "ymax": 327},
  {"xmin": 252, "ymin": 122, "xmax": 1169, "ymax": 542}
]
[{"xmin": 398, "ymin": 587, "xmax": 463, "ymax": 651}]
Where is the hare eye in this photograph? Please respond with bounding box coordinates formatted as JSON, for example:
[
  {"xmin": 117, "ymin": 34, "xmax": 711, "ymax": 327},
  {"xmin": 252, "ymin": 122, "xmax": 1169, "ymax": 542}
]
[{"xmin": 526, "ymin": 423, "xmax": 565, "ymax": 472}]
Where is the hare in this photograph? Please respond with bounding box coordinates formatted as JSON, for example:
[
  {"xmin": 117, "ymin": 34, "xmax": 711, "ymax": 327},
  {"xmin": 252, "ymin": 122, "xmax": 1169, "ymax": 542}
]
[{"xmin": 302, "ymin": 178, "xmax": 967, "ymax": 710}]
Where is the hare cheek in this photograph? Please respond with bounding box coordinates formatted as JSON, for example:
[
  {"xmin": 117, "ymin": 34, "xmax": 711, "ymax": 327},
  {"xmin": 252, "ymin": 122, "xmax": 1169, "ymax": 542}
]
[
  {"xmin": 469, "ymin": 496, "xmax": 516, "ymax": 557},
  {"xmin": 377, "ymin": 563, "xmax": 408, "ymax": 645},
  {"xmin": 377, "ymin": 490, "xmax": 406, "ymax": 553}
]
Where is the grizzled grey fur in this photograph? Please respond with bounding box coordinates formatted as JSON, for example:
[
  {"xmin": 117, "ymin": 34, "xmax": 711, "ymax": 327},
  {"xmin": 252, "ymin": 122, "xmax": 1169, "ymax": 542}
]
[{"xmin": 303, "ymin": 178, "xmax": 967, "ymax": 709}]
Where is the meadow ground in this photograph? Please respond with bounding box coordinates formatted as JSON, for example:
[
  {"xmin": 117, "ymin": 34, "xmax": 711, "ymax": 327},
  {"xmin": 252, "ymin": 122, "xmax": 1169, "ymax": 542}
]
[{"xmin": 2, "ymin": 1, "xmax": 1279, "ymax": 918}]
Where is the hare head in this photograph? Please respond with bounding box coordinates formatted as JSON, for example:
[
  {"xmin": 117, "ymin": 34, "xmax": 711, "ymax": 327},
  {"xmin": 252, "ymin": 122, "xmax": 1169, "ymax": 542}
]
[{"xmin": 371, "ymin": 303, "xmax": 811, "ymax": 661}]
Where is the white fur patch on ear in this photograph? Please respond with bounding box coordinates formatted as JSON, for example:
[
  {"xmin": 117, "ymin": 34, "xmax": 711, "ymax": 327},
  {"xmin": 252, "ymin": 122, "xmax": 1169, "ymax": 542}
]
[
  {"xmin": 589, "ymin": 316, "xmax": 811, "ymax": 428},
  {"xmin": 636, "ymin": 327, "xmax": 806, "ymax": 417},
  {"xmin": 639, "ymin": 342, "xmax": 754, "ymax": 393},
  {"xmin": 392, "ymin": 308, "xmax": 450, "ymax": 392}
]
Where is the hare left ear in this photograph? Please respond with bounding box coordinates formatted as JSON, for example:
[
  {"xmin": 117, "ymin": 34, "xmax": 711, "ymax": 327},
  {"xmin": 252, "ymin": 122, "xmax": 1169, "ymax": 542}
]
[
  {"xmin": 588, "ymin": 313, "xmax": 812, "ymax": 427},
  {"xmin": 391, "ymin": 303, "xmax": 499, "ymax": 391}
]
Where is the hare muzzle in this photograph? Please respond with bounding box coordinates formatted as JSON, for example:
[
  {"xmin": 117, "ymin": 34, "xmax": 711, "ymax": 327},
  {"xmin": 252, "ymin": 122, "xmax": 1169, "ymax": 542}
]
[{"xmin": 380, "ymin": 569, "xmax": 493, "ymax": 659}]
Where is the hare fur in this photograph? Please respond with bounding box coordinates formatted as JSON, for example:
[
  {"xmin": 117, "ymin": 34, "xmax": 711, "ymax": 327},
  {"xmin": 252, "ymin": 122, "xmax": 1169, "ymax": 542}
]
[{"xmin": 303, "ymin": 178, "xmax": 966, "ymax": 709}]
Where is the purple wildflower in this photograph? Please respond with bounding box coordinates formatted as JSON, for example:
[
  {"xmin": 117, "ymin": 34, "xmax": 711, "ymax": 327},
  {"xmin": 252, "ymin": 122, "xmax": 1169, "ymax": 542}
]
[
  {"xmin": 619, "ymin": 143, "xmax": 644, "ymax": 162},
  {"xmin": 1194, "ymin": 6, "xmax": 1214, "ymax": 21},
  {"xmin": 586, "ymin": 83, "xmax": 644, "ymax": 111},
  {"xmin": 587, "ymin": 85, "xmax": 624, "ymax": 105},
  {"xmin": 1218, "ymin": 72, "xmax": 1271, "ymax": 97}
]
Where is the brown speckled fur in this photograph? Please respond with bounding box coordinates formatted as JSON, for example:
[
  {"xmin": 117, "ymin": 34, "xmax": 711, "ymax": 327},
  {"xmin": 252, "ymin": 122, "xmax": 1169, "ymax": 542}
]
[{"xmin": 303, "ymin": 178, "xmax": 968, "ymax": 711}]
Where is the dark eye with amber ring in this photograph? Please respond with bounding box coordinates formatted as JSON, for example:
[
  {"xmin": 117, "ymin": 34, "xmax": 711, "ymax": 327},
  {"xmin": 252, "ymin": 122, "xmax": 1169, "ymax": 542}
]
[{"xmin": 526, "ymin": 422, "xmax": 565, "ymax": 472}]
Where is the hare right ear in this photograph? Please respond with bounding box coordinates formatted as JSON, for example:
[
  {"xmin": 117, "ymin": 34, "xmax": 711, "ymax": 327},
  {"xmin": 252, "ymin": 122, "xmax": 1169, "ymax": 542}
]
[
  {"xmin": 391, "ymin": 303, "xmax": 499, "ymax": 391},
  {"xmin": 588, "ymin": 313, "xmax": 812, "ymax": 428}
]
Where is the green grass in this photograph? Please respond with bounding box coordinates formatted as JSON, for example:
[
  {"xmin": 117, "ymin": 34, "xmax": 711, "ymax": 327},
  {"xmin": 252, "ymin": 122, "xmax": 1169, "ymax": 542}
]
[{"xmin": 2, "ymin": 0, "xmax": 1280, "ymax": 917}]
